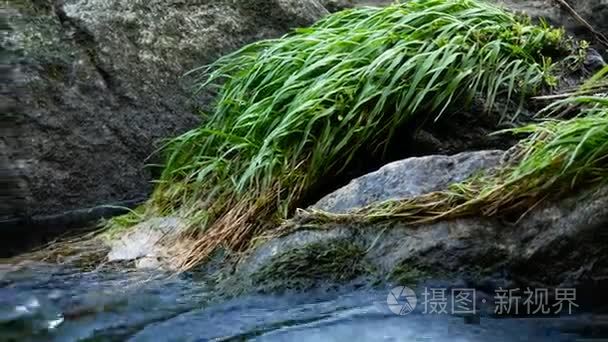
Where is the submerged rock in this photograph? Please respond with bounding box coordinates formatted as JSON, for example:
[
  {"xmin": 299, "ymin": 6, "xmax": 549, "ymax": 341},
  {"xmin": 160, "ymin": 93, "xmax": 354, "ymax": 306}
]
[
  {"xmin": 235, "ymin": 150, "xmax": 608, "ymax": 296},
  {"xmin": 2, "ymin": 0, "xmax": 328, "ymax": 222}
]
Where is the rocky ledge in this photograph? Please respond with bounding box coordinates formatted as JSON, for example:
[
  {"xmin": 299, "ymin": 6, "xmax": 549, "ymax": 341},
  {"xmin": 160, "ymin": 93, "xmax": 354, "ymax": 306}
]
[
  {"xmin": 234, "ymin": 151, "xmax": 608, "ymax": 296},
  {"xmin": 108, "ymin": 150, "xmax": 607, "ymax": 301}
]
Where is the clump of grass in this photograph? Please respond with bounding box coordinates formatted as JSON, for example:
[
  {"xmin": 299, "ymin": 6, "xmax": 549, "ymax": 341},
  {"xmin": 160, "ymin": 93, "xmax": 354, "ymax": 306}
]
[
  {"xmin": 126, "ymin": 0, "xmax": 574, "ymax": 270},
  {"xmin": 299, "ymin": 66, "xmax": 607, "ymax": 226}
]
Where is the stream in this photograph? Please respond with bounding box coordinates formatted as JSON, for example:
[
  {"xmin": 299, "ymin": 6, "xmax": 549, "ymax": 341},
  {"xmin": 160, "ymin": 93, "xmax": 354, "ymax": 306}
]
[{"xmin": 1, "ymin": 262, "xmax": 606, "ymax": 341}]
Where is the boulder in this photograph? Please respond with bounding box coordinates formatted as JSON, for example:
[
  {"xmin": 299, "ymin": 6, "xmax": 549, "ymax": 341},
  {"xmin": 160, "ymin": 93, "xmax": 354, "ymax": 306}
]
[
  {"xmin": 237, "ymin": 150, "xmax": 506, "ymax": 289},
  {"xmin": 314, "ymin": 150, "xmax": 504, "ymax": 213},
  {"xmin": 2, "ymin": 0, "xmax": 328, "ymax": 223},
  {"xmin": 236, "ymin": 151, "xmax": 608, "ymax": 297}
]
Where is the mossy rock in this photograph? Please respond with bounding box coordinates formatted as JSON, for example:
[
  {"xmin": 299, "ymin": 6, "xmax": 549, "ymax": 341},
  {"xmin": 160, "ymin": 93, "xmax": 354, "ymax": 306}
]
[
  {"xmin": 7, "ymin": 0, "xmax": 54, "ymax": 16},
  {"xmin": 249, "ymin": 240, "xmax": 371, "ymax": 293},
  {"xmin": 388, "ymin": 263, "xmax": 433, "ymax": 287}
]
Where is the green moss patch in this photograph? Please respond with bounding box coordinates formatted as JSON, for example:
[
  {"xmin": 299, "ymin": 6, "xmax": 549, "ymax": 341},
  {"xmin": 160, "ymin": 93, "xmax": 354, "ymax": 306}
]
[{"xmin": 249, "ymin": 240, "xmax": 371, "ymax": 292}]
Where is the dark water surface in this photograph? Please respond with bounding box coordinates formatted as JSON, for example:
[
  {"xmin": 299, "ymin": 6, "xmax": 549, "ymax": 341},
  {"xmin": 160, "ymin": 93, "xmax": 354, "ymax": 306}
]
[{"xmin": 0, "ymin": 262, "xmax": 604, "ymax": 341}]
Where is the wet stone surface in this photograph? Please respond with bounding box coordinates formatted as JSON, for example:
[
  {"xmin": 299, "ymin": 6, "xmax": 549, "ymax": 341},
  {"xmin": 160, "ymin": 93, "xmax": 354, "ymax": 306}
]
[{"xmin": 1, "ymin": 262, "xmax": 607, "ymax": 341}]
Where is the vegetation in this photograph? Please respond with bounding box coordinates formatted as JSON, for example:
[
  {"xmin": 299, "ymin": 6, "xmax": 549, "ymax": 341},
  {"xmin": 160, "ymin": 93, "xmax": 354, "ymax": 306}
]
[
  {"xmin": 111, "ymin": 0, "xmax": 578, "ymax": 271},
  {"xmin": 299, "ymin": 66, "xmax": 608, "ymax": 226},
  {"xmin": 249, "ymin": 240, "xmax": 369, "ymax": 292}
]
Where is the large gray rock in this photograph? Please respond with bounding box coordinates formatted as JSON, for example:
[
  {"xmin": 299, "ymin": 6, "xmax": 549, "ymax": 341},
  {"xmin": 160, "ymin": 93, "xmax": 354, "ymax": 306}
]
[
  {"xmin": 314, "ymin": 150, "xmax": 504, "ymax": 213},
  {"xmin": 236, "ymin": 151, "xmax": 608, "ymax": 294},
  {"xmin": 2, "ymin": 0, "xmax": 328, "ymax": 221}
]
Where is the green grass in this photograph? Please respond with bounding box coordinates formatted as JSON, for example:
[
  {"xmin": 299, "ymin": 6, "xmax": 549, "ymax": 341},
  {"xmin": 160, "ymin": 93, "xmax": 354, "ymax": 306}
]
[
  {"xmin": 300, "ymin": 66, "xmax": 608, "ymax": 225},
  {"xmin": 117, "ymin": 0, "xmax": 577, "ymax": 270}
]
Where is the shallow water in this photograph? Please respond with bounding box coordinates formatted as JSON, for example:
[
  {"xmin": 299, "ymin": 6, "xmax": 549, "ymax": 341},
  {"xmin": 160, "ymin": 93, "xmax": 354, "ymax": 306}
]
[{"xmin": 1, "ymin": 262, "xmax": 605, "ymax": 341}]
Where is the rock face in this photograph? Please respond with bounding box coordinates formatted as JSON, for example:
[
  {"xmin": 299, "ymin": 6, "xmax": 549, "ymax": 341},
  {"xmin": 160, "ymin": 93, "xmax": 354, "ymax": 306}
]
[
  {"xmin": 2, "ymin": 0, "xmax": 328, "ymax": 221},
  {"xmin": 237, "ymin": 151, "xmax": 608, "ymax": 296},
  {"xmin": 325, "ymin": 0, "xmax": 390, "ymax": 10},
  {"xmin": 320, "ymin": 0, "xmax": 355, "ymax": 12}
]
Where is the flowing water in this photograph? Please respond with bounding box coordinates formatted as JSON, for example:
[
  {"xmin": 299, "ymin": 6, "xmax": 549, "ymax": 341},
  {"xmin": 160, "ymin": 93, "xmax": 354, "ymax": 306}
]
[{"xmin": 1, "ymin": 262, "xmax": 605, "ymax": 341}]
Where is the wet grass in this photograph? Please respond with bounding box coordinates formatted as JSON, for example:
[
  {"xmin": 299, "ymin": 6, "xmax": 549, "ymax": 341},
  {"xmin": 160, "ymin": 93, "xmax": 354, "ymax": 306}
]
[
  {"xmin": 299, "ymin": 66, "xmax": 608, "ymax": 226},
  {"xmin": 108, "ymin": 0, "xmax": 578, "ymax": 271}
]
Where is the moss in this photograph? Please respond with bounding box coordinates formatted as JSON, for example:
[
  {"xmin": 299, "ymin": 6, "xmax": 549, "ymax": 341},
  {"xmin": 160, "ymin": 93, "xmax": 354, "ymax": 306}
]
[
  {"xmin": 44, "ymin": 63, "xmax": 68, "ymax": 81},
  {"xmin": 389, "ymin": 262, "xmax": 433, "ymax": 286},
  {"xmin": 100, "ymin": 206, "xmax": 147, "ymax": 240},
  {"xmin": 250, "ymin": 240, "xmax": 370, "ymax": 292},
  {"xmin": 5, "ymin": 8, "xmax": 73, "ymax": 65},
  {"xmin": 7, "ymin": 0, "xmax": 54, "ymax": 16}
]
